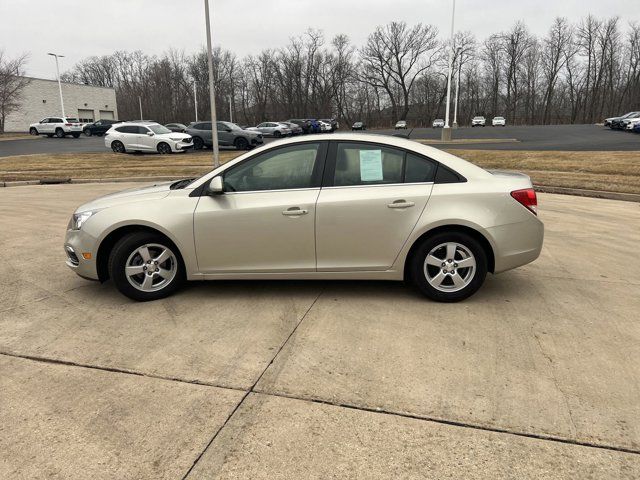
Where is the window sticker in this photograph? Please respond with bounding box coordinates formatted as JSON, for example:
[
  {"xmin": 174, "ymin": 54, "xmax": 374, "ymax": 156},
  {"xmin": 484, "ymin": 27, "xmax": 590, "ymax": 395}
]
[{"xmin": 359, "ymin": 149, "xmax": 383, "ymax": 181}]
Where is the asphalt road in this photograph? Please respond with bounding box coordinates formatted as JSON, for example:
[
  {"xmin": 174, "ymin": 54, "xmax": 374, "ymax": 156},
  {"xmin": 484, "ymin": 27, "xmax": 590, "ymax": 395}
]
[
  {"xmin": 1, "ymin": 183, "xmax": 639, "ymax": 478},
  {"xmin": 1, "ymin": 124, "xmax": 639, "ymax": 157}
]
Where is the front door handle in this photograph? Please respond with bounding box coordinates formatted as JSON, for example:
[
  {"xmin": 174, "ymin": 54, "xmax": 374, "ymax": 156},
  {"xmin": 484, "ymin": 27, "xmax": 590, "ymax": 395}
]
[
  {"xmin": 282, "ymin": 207, "xmax": 308, "ymax": 216},
  {"xmin": 387, "ymin": 200, "xmax": 415, "ymax": 209}
]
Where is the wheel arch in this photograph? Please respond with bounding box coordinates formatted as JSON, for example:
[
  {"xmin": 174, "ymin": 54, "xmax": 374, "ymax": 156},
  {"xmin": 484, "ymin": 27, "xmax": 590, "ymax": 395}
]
[
  {"xmin": 96, "ymin": 224, "xmax": 185, "ymax": 282},
  {"xmin": 403, "ymin": 224, "xmax": 496, "ymax": 280}
]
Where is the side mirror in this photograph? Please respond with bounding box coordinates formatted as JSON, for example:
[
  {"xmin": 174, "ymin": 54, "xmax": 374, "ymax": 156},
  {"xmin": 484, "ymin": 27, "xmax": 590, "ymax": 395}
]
[
  {"xmin": 208, "ymin": 176, "xmax": 224, "ymax": 195},
  {"xmin": 147, "ymin": 131, "xmax": 154, "ymax": 136}
]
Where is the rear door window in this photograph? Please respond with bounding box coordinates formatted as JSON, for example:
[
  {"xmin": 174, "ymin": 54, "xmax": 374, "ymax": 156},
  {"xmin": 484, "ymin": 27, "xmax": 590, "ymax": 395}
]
[{"xmin": 333, "ymin": 143, "xmax": 404, "ymax": 186}]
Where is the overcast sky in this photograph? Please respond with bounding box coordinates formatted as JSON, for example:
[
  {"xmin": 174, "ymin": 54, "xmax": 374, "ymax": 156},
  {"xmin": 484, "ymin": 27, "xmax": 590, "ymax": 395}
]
[{"xmin": 1, "ymin": 0, "xmax": 638, "ymax": 79}]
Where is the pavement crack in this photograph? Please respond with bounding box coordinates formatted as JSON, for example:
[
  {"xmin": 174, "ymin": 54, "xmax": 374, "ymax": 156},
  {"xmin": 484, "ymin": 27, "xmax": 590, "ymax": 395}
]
[
  {"xmin": 179, "ymin": 288, "xmax": 325, "ymax": 480},
  {"xmin": 532, "ymin": 327, "xmax": 578, "ymax": 437}
]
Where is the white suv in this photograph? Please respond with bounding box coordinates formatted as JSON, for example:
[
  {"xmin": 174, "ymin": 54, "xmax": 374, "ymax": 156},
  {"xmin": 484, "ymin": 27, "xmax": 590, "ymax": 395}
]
[
  {"xmin": 105, "ymin": 122, "xmax": 193, "ymax": 154},
  {"xmin": 471, "ymin": 116, "xmax": 486, "ymax": 127},
  {"xmin": 492, "ymin": 116, "xmax": 506, "ymax": 126},
  {"xmin": 29, "ymin": 117, "xmax": 83, "ymax": 138}
]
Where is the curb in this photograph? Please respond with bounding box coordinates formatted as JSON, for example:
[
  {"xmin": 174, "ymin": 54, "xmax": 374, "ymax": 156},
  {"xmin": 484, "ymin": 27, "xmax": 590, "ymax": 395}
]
[
  {"xmin": 1, "ymin": 176, "xmax": 639, "ymax": 203},
  {"xmin": 533, "ymin": 185, "xmax": 640, "ymax": 203}
]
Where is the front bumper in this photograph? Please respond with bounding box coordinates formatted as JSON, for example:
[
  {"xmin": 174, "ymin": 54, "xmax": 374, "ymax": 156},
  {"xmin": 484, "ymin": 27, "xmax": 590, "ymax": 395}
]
[
  {"xmin": 64, "ymin": 228, "xmax": 100, "ymax": 280},
  {"xmin": 173, "ymin": 141, "xmax": 193, "ymax": 152}
]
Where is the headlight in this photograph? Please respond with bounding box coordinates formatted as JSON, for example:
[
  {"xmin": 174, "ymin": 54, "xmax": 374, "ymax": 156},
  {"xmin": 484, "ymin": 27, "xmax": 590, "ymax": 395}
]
[
  {"xmin": 170, "ymin": 137, "xmax": 184, "ymax": 142},
  {"xmin": 68, "ymin": 210, "xmax": 100, "ymax": 230}
]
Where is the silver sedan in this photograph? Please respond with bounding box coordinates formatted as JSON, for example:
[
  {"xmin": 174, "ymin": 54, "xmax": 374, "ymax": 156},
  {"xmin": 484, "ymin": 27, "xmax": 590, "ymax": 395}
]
[
  {"xmin": 247, "ymin": 122, "xmax": 292, "ymax": 137},
  {"xmin": 64, "ymin": 133, "xmax": 543, "ymax": 302}
]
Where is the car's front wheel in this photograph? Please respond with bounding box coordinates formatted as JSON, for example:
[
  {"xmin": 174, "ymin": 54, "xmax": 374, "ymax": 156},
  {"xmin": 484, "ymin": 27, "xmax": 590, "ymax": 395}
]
[
  {"xmin": 84, "ymin": 129, "xmax": 92, "ymax": 136},
  {"xmin": 157, "ymin": 142, "xmax": 172, "ymax": 154},
  {"xmin": 409, "ymin": 232, "xmax": 487, "ymax": 302},
  {"xmin": 192, "ymin": 136, "xmax": 204, "ymax": 150},
  {"xmin": 234, "ymin": 137, "xmax": 249, "ymax": 150},
  {"xmin": 109, "ymin": 232, "xmax": 185, "ymax": 301},
  {"xmin": 29, "ymin": 127, "xmax": 38, "ymax": 135},
  {"xmin": 273, "ymin": 130, "xmax": 281, "ymax": 138}
]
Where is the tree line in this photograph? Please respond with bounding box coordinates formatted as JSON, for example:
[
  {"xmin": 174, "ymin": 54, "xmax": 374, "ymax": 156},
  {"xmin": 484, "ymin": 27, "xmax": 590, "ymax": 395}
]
[{"xmin": 42, "ymin": 16, "xmax": 640, "ymax": 128}]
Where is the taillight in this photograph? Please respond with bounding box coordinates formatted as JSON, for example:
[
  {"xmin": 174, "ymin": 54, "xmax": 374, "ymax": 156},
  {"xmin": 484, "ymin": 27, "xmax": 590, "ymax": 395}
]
[
  {"xmin": 510, "ymin": 188, "xmax": 538, "ymax": 215},
  {"xmin": 65, "ymin": 123, "xmax": 72, "ymax": 126}
]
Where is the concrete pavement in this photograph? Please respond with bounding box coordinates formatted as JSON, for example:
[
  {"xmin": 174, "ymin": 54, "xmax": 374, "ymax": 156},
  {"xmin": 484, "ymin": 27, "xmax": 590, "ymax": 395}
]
[{"xmin": 0, "ymin": 183, "xmax": 639, "ymax": 478}]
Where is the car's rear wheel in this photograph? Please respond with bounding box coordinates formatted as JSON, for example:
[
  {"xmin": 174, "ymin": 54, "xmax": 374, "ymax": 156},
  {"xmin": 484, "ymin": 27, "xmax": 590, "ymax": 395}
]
[
  {"xmin": 157, "ymin": 142, "xmax": 172, "ymax": 154},
  {"xmin": 84, "ymin": 128, "xmax": 92, "ymax": 136},
  {"xmin": 409, "ymin": 232, "xmax": 487, "ymax": 302},
  {"xmin": 109, "ymin": 232, "xmax": 185, "ymax": 301},
  {"xmin": 234, "ymin": 137, "xmax": 249, "ymax": 150},
  {"xmin": 273, "ymin": 130, "xmax": 281, "ymax": 138},
  {"xmin": 111, "ymin": 140, "xmax": 126, "ymax": 153},
  {"xmin": 29, "ymin": 127, "xmax": 38, "ymax": 136},
  {"xmin": 55, "ymin": 128, "xmax": 65, "ymax": 138},
  {"xmin": 193, "ymin": 136, "xmax": 204, "ymax": 150}
]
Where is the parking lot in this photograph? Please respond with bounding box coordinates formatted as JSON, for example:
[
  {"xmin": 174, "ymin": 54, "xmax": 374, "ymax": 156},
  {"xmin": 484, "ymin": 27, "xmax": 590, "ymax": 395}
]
[
  {"xmin": 1, "ymin": 182, "xmax": 639, "ymax": 478},
  {"xmin": 2, "ymin": 124, "xmax": 640, "ymax": 158}
]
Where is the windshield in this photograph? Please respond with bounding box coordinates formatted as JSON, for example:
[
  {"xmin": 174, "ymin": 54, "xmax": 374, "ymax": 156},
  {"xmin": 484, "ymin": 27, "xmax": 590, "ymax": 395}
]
[{"xmin": 149, "ymin": 124, "xmax": 172, "ymax": 134}]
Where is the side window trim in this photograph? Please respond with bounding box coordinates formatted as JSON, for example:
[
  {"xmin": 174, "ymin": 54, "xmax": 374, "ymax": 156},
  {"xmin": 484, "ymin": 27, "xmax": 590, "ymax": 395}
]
[
  {"xmin": 322, "ymin": 140, "xmax": 463, "ymax": 187},
  {"xmin": 210, "ymin": 141, "xmax": 329, "ymax": 195}
]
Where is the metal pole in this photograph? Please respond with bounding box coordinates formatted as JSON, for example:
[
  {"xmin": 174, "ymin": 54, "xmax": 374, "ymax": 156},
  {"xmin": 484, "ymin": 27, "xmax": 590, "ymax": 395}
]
[
  {"xmin": 139, "ymin": 96, "xmax": 143, "ymax": 120},
  {"xmin": 204, "ymin": 0, "xmax": 220, "ymax": 168},
  {"xmin": 229, "ymin": 96, "xmax": 232, "ymax": 123},
  {"xmin": 453, "ymin": 49, "xmax": 461, "ymax": 128},
  {"xmin": 193, "ymin": 80, "xmax": 198, "ymax": 122},
  {"xmin": 441, "ymin": 0, "xmax": 455, "ymax": 141},
  {"xmin": 48, "ymin": 53, "xmax": 65, "ymax": 117}
]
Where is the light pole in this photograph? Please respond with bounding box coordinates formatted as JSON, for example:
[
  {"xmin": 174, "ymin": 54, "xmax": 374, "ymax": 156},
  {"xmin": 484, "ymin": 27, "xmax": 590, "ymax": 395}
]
[
  {"xmin": 138, "ymin": 96, "xmax": 143, "ymax": 120},
  {"xmin": 204, "ymin": 0, "xmax": 220, "ymax": 168},
  {"xmin": 193, "ymin": 80, "xmax": 198, "ymax": 122},
  {"xmin": 453, "ymin": 47, "xmax": 462, "ymax": 129},
  {"xmin": 47, "ymin": 53, "xmax": 65, "ymax": 117},
  {"xmin": 229, "ymin": 96, "xmax": 233, "ymax": 123},
  {"xmin": 441, "ymin": 0, "xmax": 456, "ymax": 141}
]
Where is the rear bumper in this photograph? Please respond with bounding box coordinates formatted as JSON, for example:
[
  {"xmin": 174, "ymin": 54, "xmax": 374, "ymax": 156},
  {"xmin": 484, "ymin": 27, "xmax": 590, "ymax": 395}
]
[{"xmin": 489, "ymin": 216, "xmax": 544, "ymax": 273}]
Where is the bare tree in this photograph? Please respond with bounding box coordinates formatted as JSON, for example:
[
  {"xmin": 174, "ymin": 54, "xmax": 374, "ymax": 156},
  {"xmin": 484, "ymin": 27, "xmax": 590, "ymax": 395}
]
[{"xmin": 0, "ymin": 50, "xmax": 30, "ymax": 133}]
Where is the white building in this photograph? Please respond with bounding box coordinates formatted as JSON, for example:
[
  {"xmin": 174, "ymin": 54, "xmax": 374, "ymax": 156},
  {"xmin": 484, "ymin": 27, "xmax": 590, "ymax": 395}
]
[{"xmin": 4, "ymin": 76, "xmax": 118, "ymax": 132}]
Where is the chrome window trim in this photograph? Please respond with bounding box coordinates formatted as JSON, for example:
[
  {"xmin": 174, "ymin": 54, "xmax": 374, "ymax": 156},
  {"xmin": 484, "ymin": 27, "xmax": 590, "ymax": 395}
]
[{"xmin": 322, "ymin": 182, "xmax": 434, "ymax": 190}]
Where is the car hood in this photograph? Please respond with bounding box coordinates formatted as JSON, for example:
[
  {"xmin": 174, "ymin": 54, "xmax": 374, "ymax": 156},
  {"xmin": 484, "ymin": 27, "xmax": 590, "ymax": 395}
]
[
  {"xmin": 158, "ymin": 132, "xmax": 191, "ymax": 140},
  {"xmin": 75, "ymin": 181, "xmax": 174, "ymax": 212}
]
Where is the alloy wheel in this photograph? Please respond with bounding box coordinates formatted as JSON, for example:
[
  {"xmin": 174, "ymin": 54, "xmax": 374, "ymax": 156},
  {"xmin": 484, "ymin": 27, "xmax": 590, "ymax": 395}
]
[
  {"xmin": 125, "ymin": 243, "xmax": 177, "ymax": 292},
  {"xmin": 423, "ymin": 242, "xmax": 476, "ymax": 293}
]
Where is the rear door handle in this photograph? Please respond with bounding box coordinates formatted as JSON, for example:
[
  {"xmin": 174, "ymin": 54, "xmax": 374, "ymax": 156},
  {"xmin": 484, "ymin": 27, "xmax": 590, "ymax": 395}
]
[
  {"xmin": 387, "ymin": 200, "xmax": 415, "ymax": 209},
  {"xmin": 282, "ymin": 207, "xmax": 308, "ymax": 216}
]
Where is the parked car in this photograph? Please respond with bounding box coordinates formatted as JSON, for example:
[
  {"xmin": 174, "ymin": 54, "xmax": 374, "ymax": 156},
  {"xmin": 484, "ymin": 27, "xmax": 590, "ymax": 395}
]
[
  {"xmin": 352, "ymin": 121, "xmax": 366, "ymax": 131},
  {"xmin": 186, "ymin": 121, "xmax": 264, "ymax": 150},
  {"xmin": 628, "ymin": 118, "xmax": 640, "ymax": 131},
  {"xmin": 279, "ymin": 121, "xmax": 304, "ymax": 135},
  {"xmin": 471, "ymin": 116, "xmax": 486, "ymax": 127},
  {"xmin": 29, "ymin": 117, "xmax": 83, "ymax": 138},
  {"xmin": 82, "ymin": 119, "xmax": 120, "ymax": 137},
  {"xmin": 620, "ymin": 114, "xmax": 640, "ymax": 131},
  {"xmin": 306, "ymin": 119, "xmax": 322, "ymax": 133},
  {"xmin": 319, "ymin": 118, "xmax": 339, "ymax": 132},
  {"xmin": 105, "ymin": 122, "xmax": 192, "ymax": 154},
  {"xmin": 432, "ymin": 119, "xmax": 445, "ymax": 128},
  {"xmin": 492, "ymin": 116, "xmax": 506, "ymax": 126},
  {"xmin": 64, "ymin": 133, "xmax": 543, "ymax": 303},
  {"xmin": 608, "ymin": 112, "xmax": 640, "ymax": 130},
  {"xmin": 287, "ymin": 119, "xmax": 312, "ymax": 134},
  {"xmin": 318, "ymin": 120, "xmax": 333, "ymax": 132},
  {"xmin": 247, "ymin": 122, "xmax": 292, "ymax": 137},
  {"xmin": 165, "ymin": 123, "xmax": 188, "ymax": 133},
  {"xmin": 633, "ymin": 123, "xmax": 640, "ymax": 133},
  {"xmin": 395, "ymin": 120, "xmax": 407, "ymax": 129}
]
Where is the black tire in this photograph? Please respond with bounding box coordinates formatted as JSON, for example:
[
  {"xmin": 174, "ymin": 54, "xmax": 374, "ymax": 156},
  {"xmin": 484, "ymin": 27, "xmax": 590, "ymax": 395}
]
[
  {"xmin": 72, "ymin": 133, "xmax": 80, "ymax": 138},
  {"xmin": 157, "ymin": 142, "xmax": 172, "ymax": 154},
  {"xmin": 111, "ymin": 140, "xmax": 126, "ymax": 153},
  {"xmin": 55, "ymin": 128, "xmax": 65, "ymax": 138},
  {"xmin": 193, "ymin": 136, "xmax": 204, "ymax": 150},
  {"xmin": 273, "ymin": 130, "xmax": 281, "ymax": 138},
  {"xmin": 408, "ymin": 231, "xmax": 488, "ymax": 302},
  {"xmin": 108, "ymin": 231, "xmax": 185, "ymax": 301},
  {"xmin": 29, "ymin": 127, "xmax": 38, "ymax": 136},
  {"xmin": 84, "ymin": 129, "xmax": 92, "ymax": 137},
  {"xmin": 234, "ymin": 137, "xmax": 249, "ymax": 150}
]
